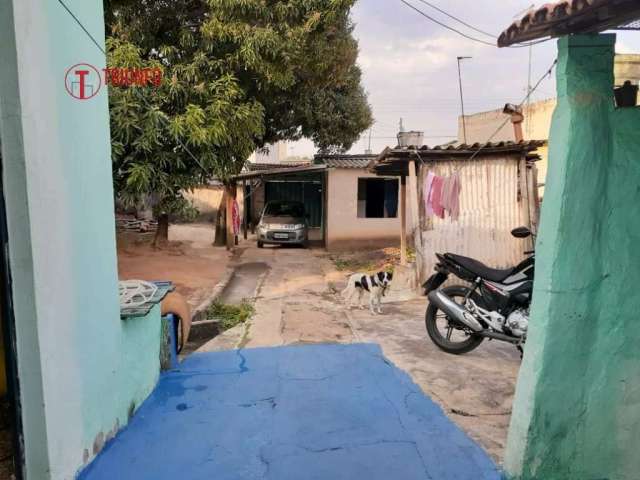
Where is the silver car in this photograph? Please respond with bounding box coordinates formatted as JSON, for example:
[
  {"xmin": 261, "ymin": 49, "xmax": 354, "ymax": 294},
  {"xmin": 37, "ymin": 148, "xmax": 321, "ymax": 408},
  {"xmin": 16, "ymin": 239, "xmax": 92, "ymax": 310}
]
[{"xmin": 257, "ymin": 200, "xmax": 308, "ymax": 248}]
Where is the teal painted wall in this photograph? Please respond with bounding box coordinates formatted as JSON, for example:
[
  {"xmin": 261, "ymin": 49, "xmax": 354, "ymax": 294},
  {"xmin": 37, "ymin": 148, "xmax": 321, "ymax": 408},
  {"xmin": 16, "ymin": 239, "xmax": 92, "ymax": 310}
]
[
  {"xmin": 0, "ymin": 1, "xmax": 162, "ymax": 478},
  {"xmin": 505, "ymin": 34, "xmax": 640, "ymax": 480}
]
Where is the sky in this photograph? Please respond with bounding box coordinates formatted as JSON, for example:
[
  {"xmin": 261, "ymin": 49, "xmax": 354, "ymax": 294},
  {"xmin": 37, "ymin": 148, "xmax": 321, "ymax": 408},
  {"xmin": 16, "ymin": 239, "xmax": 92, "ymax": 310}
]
[{"xmin": 287, "ymin": 0, "xmax": 640, "ymax": 158}]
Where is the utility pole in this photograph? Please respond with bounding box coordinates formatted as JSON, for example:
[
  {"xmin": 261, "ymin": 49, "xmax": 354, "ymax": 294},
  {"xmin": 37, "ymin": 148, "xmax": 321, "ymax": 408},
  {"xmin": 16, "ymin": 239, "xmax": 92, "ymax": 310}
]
[
  {"xmin": 457, "ymin": 56, "xmax": 471, "ymax": 144},
  {"xmin": 517, "ymin": 4, "xmax": 535, "ymax": 139},
  {"xmin": 365, "ymin": 127, "xmax": 373, "ymax": 154}
]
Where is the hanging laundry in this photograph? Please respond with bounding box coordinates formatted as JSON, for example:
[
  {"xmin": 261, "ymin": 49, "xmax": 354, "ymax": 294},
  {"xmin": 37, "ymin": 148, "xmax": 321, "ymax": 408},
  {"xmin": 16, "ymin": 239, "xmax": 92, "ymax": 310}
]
[
  {"xmin": 422, "ymin": 171, "xmax": 462, "ymax": 221},
  {"xmin": 448, "ymin": 172, "xmax": 462, "ymax": 221},
  {"xmin": 423, "ymin": 171, "xmax": 435, "ymax": 216},
  {"xmin": 431, "ymin": 175, "xmax": 445, "ymax": 219},
  {"xmin": 232, "ymin": 199, "xmax": 241, "ymax": 236},
  {"xmin": 440, "ymin": 175, "xmax": 452, "ymax": 212}
]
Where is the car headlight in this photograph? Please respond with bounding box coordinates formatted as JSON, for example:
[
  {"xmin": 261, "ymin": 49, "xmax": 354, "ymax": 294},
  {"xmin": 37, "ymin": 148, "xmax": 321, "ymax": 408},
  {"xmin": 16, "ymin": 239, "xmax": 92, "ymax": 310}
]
[
  {"xmin": 258, "ymin": 223, "xmax": 269, "ymax": 230},
  {"xmin": 293, "ymin": 224, "xmax": 305, "ymax": 230}
]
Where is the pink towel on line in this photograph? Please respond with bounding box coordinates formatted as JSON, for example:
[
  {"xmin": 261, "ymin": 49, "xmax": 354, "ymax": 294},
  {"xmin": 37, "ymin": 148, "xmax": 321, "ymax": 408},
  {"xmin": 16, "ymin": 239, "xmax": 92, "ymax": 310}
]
[
  {"xmin": 441, "ymin": 175, "xmax": 452, "ymax": 212},
  {"xmin": 423, "ymin": 172, "xmax": 435, "ymax": 216},
  {"xmin": 449, "ymin": 172, "xmax": 462, "ymax": 221},
  {"xmin": 431, "ymin": 176, "xmax": 445, "ymax": 219}
]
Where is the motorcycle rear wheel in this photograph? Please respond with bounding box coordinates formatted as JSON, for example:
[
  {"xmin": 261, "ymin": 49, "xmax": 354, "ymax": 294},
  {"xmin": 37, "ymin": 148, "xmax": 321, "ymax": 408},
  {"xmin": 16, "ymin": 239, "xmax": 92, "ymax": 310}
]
[{"xmin": 425, "ymin": 285, "xmax": 484, "ymax": 355}]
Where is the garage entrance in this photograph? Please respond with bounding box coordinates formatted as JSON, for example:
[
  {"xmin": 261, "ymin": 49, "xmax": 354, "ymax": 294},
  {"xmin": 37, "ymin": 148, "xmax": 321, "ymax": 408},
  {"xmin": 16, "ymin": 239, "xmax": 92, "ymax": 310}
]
[
  {"xmin": 236, "ymin": 165, "xmax": 328, "ymax": 246},
  {"xmin": 265, "ymin": 180, "xmax": 323, "ymax": 228}
]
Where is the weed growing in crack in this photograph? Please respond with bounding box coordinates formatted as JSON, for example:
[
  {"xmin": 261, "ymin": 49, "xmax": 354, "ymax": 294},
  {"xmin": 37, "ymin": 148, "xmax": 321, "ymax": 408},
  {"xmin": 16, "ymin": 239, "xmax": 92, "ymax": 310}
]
[{"xmin": 207, "ymin": 301, "xmax": 255, "ymax": 331}]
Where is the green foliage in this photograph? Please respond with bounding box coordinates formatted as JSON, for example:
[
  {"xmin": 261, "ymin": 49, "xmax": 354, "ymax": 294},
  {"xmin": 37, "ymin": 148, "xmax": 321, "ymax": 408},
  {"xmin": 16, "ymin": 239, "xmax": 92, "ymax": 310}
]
[
  {"xmin": 105, "ymin": 0, "xmax": 372, "ymax": 215},
  {"xmin": 206, "ymin": 301, "xmax": 255, "ymax": 331}
]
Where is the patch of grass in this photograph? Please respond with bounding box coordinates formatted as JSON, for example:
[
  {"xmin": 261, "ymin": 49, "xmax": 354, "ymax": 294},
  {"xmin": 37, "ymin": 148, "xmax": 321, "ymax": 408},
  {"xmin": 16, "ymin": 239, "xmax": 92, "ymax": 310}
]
[
  {"xmin": 207, "ymin": 301, "xmax": 255, "ymax": 331},
  {"xmin": 332, "ymin": 256, "xmax": 376, "ymax": 272}
]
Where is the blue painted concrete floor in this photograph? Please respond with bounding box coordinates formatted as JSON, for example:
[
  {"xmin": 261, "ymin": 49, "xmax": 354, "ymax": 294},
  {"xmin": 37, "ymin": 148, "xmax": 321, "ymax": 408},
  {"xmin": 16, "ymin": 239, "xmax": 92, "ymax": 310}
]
[{"xmin": 79, "ymin": 344, "xmax": 502, "ymax": 480}]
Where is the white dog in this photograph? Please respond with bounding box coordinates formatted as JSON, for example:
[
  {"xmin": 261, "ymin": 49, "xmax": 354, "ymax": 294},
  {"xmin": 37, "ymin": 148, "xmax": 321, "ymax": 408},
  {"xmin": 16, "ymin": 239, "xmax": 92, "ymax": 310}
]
[{"xmin": 342, "ymin": 272, "xmax": 393, "ymax": 314}]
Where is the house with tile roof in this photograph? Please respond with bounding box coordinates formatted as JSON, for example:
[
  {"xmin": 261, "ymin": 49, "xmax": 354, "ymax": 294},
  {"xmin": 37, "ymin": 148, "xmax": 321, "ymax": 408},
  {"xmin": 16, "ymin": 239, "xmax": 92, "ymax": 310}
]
[{"xmin": 232, "ymin": 154, "xmax": 402, "ymax": 250}]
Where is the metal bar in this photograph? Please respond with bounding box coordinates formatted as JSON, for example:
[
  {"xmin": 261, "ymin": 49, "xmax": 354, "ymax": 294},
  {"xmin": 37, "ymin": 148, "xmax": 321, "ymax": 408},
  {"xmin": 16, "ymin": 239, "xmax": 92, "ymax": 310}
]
[
  {"xmin": 243, "ymin": 180, "xmax": 248, "ymax": 240},
  {"xmin": 400, "ymin": 176, "xmax": 407, "ymax": 266}
]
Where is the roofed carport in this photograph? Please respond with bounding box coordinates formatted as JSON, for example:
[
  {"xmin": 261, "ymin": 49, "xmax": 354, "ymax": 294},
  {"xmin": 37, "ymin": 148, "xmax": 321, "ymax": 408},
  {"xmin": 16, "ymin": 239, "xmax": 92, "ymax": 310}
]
[{"xmin": 233, "ymin": 164, "xmax": 328, "ymax": 245}]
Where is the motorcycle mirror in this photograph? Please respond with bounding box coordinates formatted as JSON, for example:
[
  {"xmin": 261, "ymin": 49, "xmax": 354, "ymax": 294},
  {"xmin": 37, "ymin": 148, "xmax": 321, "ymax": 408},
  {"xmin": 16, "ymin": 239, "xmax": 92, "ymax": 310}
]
[{"xmin": 511, "ymin": 226, "xmax": 532, "ymax": 238}]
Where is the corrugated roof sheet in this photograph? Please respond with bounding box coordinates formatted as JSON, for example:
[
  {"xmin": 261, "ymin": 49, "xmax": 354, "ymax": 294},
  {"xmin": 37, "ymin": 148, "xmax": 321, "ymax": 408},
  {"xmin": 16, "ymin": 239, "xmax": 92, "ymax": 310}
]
[
  {"xmin": 498, "ymin": 0, "xmax": 640, "ymax": 47},
  {"xmin": 385, "ymin": 140, "xmax": 545, "ymax": 154},
  {"xmin": 246, "ymin": 162, "xmax": 310, "ymax": 171},
  {"xmin": 233, "ymin": 164, "xmax": 326, "ymax": 181},
  {"xmin": 314, "ymin": 154, "xmax": 376, "ymax": 169},
  {"xmin": 369, "ymin": 140, "xmax": 546, "ymax": 175}
]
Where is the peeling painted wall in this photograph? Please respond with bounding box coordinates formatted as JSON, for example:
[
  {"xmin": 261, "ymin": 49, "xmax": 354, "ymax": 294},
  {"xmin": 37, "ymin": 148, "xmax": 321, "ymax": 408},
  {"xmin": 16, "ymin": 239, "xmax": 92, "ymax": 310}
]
[
  {"xmin": 506, "ymin": 34, "xmax": 640, "ymax": 480},
  {"xmin": 0, "ymin": 1, "xmax": 163, "ymax": 478}
]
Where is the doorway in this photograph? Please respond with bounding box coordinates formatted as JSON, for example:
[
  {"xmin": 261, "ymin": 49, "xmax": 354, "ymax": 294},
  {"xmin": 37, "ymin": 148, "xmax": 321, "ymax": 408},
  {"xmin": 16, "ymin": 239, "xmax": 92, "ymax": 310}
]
[{"xmin": 0, "ymin": 149, "xmax": 23, "ymax": 479}]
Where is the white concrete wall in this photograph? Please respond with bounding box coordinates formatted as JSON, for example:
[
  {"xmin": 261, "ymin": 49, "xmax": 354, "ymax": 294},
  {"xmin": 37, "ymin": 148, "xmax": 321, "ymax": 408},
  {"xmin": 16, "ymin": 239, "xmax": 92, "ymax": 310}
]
[
  {"xmin": 183, "ymin": 185, "xmax": 244, "ymax": 223},
  {"xmin": 248, "ymin": 141, "xmax": 288, "ymax": 164},
  {"xmin": 326, "ymin": 169, "xmax": 400, "ymax": 250}
]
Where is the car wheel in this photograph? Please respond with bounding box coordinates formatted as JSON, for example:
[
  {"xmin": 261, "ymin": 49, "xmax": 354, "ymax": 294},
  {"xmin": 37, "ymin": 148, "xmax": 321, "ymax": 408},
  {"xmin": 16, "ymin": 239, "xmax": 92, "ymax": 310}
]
[{"xmin": 257, "ymin": 241, "xmax": 264, "ymax": 248}]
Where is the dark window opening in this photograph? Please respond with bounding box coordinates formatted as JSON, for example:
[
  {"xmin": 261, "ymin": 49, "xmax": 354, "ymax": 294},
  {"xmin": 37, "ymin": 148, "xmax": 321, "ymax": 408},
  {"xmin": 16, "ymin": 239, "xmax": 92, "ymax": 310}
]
[
  {"xmin": 263, "ymin": 200, "xmax": 305, "ymax": 218},
  {"xmin": 357, "ymin": 178, "xmax": 399, "ymax": 218}
]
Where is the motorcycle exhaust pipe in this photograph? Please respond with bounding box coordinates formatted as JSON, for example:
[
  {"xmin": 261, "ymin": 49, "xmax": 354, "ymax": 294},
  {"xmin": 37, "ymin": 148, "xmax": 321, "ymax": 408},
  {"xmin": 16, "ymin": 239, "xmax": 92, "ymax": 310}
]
[
  {"xmin": 481, "ymin": 331, "xmax": 521, "ymax": 344},
  {"xmin": 427, "ymin": 290, "xmax": 483, "ymax": 332}
]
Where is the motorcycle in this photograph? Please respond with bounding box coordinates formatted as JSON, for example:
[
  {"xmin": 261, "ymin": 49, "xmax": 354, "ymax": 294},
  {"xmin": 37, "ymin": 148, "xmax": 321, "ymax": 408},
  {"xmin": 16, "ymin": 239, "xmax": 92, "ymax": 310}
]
[{"xmin": 422, "ymin": 226, "xmax": 535, "ymax": 355}]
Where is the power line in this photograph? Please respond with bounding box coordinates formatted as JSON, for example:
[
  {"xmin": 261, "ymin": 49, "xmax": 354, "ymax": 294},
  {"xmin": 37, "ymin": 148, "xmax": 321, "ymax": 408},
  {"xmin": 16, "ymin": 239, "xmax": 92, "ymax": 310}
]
[
  {"xmin": 415, "ymin": 0, "xmax": 496, "ymax": 39},
  {"xmin": 56, "ymin": 0, "xmax": 211, "ymax": 176},
  {"xmin": 398, "ymin": 0, "xmax": 551, "ymax": 49},
  {"xmin": 467, "ymin": 58, "xmax": 557, "ymax": 160},
  {"xmin": 56, "ymin": 0, "xmax": 106, "ymax": 54},
  {"xmin": 398, "ymin": 0, "xmax": 496, "ymax": 47}
]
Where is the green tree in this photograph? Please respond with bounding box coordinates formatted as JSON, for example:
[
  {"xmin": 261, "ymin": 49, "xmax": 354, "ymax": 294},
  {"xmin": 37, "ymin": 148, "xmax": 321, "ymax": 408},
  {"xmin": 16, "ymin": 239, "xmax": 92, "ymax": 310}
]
[{"xmin": 105, "ymin": 0, "xmax": 372, "ymax": 247}]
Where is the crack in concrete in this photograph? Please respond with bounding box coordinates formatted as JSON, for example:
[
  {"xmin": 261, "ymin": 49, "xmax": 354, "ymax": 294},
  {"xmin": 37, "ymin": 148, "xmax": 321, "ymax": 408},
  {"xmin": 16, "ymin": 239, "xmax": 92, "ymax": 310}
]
[
  {"xmin": 296, "ymin": 439, "xmax": 419, "ymax": 454},
  {"xmin": 239, "ymin": 397, "xmax": 277, "ymax": 409},
  {"xmin": 372, "ymin": 377, "xmax": 433, "ymax": 479},
  {"xmin": 276, "ymin": 372, "xmax": 342, "ymax": 382}
]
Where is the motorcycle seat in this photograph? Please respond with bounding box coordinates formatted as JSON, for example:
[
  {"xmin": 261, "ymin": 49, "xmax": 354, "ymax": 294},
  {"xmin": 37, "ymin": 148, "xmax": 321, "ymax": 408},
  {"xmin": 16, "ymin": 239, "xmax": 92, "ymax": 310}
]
[{"xmin": 445, "ymin": 253, "xmax": 515, "ymax": 283}]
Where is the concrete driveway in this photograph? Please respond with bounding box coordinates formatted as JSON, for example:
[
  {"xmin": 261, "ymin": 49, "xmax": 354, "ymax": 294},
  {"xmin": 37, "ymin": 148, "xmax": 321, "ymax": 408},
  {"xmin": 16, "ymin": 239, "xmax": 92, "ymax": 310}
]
[{"xmin": 200, "ymin": 242, "xmax": 521, "ymax": 464}]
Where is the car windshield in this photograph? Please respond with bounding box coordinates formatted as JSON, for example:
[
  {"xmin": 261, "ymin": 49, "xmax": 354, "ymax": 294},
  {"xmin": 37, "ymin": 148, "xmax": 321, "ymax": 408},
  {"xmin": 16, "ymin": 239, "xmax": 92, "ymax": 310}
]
[{"xmin": 264, "ymin": 201, "xmax": 305, "ymax": 217}]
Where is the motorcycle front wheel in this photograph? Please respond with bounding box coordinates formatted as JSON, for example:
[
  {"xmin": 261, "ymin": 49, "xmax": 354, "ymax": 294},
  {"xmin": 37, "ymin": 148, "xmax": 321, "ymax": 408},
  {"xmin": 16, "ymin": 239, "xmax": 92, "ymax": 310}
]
[{"xmin": 425, "ymin": 285, "xmax": 484, "ymax": 355}]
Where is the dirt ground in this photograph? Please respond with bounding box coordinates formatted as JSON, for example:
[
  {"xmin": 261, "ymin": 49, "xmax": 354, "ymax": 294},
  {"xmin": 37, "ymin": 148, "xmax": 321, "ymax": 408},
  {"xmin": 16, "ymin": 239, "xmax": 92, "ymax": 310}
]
[
  {"xmin": 117, "ymin": 223, "xmax": 232, "ymax": 310},
  {"xmin": 198, "ymin": 239, "xmax": 520, "ymax": 464}
]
